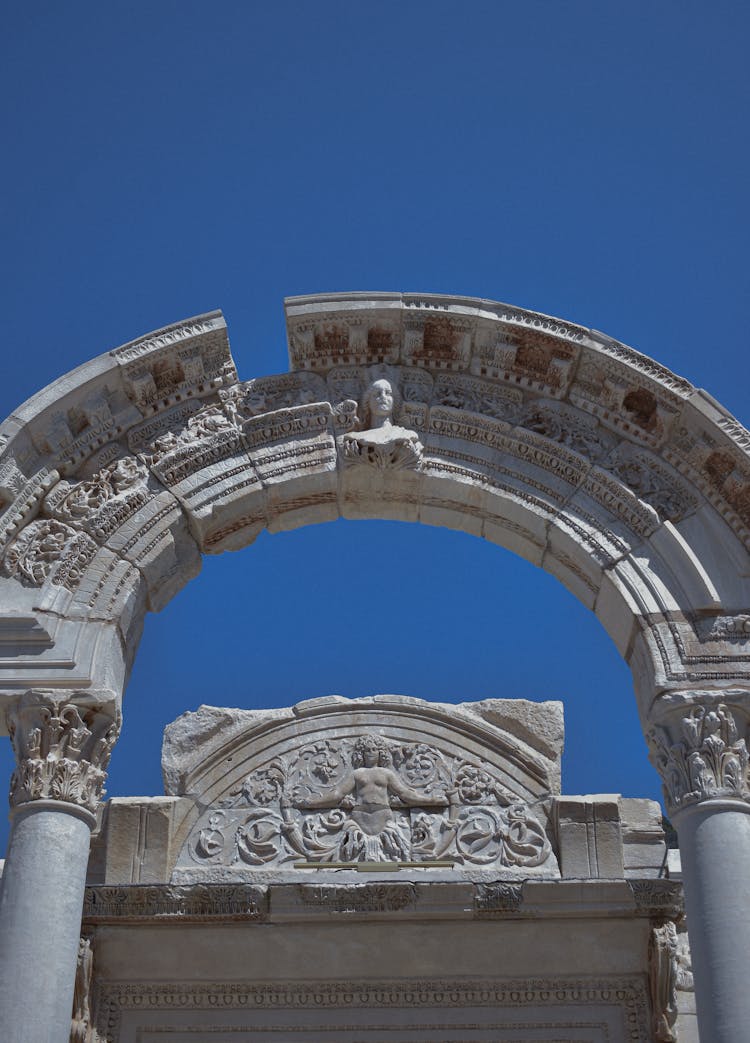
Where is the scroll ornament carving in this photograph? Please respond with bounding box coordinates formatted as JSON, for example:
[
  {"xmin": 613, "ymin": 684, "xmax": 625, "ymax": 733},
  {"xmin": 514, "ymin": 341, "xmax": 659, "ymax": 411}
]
[
  {"xmin": 647, "ymin": 703, "xmax": 750, "ymax": 813},
  {"xmin": 183, "ymin": 734, "xmax": 554, "ymax": 872},
  {"xmin": 6, "ymin": 692, "xmax": 120, "ymax": 814},
  {"xmin": 342, "ymin": 378, "xmax": 423, "ymax": 470},
  {"xmin": 2, "ymin": 517, "xmax": 98, "ymax": 589},
  {"xmin": 649, "ymin": 921, "xmax": 678, "ymax": 1043},
  {"xmin": 521, "ymin": 403, "xmax": 613, "ymax": 463},
  {"xmin": 44, "ymin": 455, "xmax": 149, "ymax": 539},
  {"xmin": 144, "ymin": 403, "xmax": 237, "ymax": 467},
  {"xmin": 603, "ymin": 444, "xmax": 696, "ymax": 522}
]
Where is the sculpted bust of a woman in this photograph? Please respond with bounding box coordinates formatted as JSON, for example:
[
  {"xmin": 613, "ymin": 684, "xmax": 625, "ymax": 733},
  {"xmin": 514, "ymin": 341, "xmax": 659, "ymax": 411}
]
[{"xmin": 342, "ymin": 378, "xmax": 422, "ymax": 470}]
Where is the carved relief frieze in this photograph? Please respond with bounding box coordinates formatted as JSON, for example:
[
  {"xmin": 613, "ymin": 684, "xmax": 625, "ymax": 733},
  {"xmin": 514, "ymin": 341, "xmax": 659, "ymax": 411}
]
[
  {"xmin": 297, "ymin": 883, "xmax": 417, "ymax": 913},
  {"xmin": 241, "ymin": 403, "xmax": 333, "ymax": 451},
  {"xmin": 2, "ymin": 517, "xmax": 98, "ymax": 589},
  {"xmin": 675, "ymin": 925, "xmax": 694, "ymax": 993},
  {"xmin": 695, "ymin": 614, "xmax": 750, "ymax": 644},
  {"xmin": 628, "ymin": 880, "xmax": 684, "ymax": 919},
  {"xmin": 288, "ymin": 312, "xmax": 401, "ymax": 370},
  {"xmin": 126, "ymin": 400, "xmax": 204, "ymax": 453},
  {"xmin": 31, "ymin": 389, "xmax": 121, "ymax": 471},
  {"xmin": 519, "ymin": 400, "xmax": 614, "ymax": 463},
  {"xmin": 403, "ymin": 312, "xmax": 474, "ymax": 370},
  {"xmin": 5, "ymin": 691, "xmax": 120, "ymax": 813},
  {"xmin": 179, "ymin": 732, "xmax": 555, "ymax": 874},
  {"xmin": 570, "ymin": 354, "xmax": 682, "ymax": 447},
  {"xmin": 93, "ymin": 976, "xmax": 651, "ymax": 1042},
  {"xmin": 582, "ymin": 467, "xmax": 661, "ymax": 540},
  {"xmin": 432, "ymin": 373, "xmax": 524, "ymax": 425},
  {"xmin": 474, "ymin": 881, "xmax": 525, "ymax": 915},
  {"xmin": 83, "ymin": 883, "xmax": 267, "ymax": 921},
  {"xmin": 0, "ymin": 465, "xmax": 59, "ymax": 557},
  {"xmin": 602, "ymin": 443, "xmax": 699, "ymax": 522},
  {"xmin": 0, "ymin": 451, "xmax": 27, "ymax": 510},
  {"xmin": 647, "ymin": 701, "xmax": 750, "ymax": 814},
  {"xmin": 220, "ymin": 372, "xmax": 328, "ymax": 421},
  {"xmin": 43, "ymin": 456, "xmax": 150, "ymax": 541}
]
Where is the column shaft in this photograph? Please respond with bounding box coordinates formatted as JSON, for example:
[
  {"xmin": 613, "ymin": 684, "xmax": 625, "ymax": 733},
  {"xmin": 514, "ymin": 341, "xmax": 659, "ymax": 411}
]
[
  {"xmin": 0, "ymin": 804, "xmax": 92, "ymax": 1043},
  {"xmin": 675, "ymin": 801, "xmax": 750, "ymax": 1043}
]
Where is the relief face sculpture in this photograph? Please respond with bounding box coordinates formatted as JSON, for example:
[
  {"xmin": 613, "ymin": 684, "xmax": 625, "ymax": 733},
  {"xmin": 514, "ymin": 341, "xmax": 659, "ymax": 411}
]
[
  {"xmin": 182, "ymin": 732, "xmax": 555, "ymax": 874},
  {"xmin": 342, "ymin": 378, "xmax": 423, "ymax": 470}
]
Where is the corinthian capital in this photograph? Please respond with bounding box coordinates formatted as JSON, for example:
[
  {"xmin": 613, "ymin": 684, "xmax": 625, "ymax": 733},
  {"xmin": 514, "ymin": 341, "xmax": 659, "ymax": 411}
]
[
  {"xmin": 647, "ymin": 692, "xmax": 750, "ymax": 816},
  {"xmin": 5, "ymin": 690, "xmax": 120, "ymax": 815}
]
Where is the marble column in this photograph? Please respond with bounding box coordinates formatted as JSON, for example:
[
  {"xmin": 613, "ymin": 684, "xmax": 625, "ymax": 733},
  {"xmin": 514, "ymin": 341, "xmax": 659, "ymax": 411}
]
[
  {"xmin": 0, "ymin": 691, "xmax": 119, "ymax": 1043},
  {"xmin": 648, "ymin": 692, "xmax": 750, "ymax": 1043}
]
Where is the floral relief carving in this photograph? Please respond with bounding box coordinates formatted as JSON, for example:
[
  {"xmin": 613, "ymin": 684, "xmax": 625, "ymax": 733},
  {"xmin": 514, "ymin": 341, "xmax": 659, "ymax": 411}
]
[
  {"xmin": 138, "ymin": 402, "xmax": 244, "ymax": 486},
  {"xmin": 603, "ymin": 444, "xmax": 697, "ymax": 521},
  {"xmin": 2, "ymin": 518, "xmax": 98, "ymax": 589},
  {"xmin": 647, "ymin": 703, "xmax": 750, "ymax": 813},
  {"xmin": 521, "ymin": 402, "xmax": 614, "ymax": 463},
  {"xmin": 6, "ymin": 691, "xmax": 120, "ymax": 814},
  {"xmin": 181, "ymin": 733, "xmax": 554, "ymax": 873},
  {"xmin": 44, "ymin": 455, "xmax": 149, "ymax": 541}
]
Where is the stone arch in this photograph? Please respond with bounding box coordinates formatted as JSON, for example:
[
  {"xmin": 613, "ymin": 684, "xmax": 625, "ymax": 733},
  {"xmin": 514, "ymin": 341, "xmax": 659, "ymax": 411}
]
[
  {"xmin": 1, "ymin": 292, "xmax": 750, "ymax": 1041},
  {"xmin": 1, "ymin": 294, "xmax": 748, "ymax": 716}
]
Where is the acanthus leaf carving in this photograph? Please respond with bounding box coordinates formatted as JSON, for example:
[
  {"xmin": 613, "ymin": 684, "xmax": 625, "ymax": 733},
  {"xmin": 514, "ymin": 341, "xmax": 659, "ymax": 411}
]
[
  {"xmin": 6, "ymin": 691, "xmax": 121, "ymax": 814},
  {"xmin": 647, "ymin": 702, "xmax": 750, "ymax": 814},
  {"xmin": 2, "ymin": 517, "xmax": 98, "ymax": 590},
  {"xmin": 603, "ymin": 443, "xmax": 698, "ymax": 522},
  {"xmin": 182, "ymin": 732, "xmax": 554, "ymax": 874},
  {"xmin": 43, "ymin": 455, "xmax": 149, "ymax": 541}
]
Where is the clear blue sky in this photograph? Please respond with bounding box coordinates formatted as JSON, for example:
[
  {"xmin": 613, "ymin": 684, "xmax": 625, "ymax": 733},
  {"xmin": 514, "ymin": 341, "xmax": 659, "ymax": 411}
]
[{"xmin": 1, "ymin": 2, "xmax": 748, "ymax": 851}]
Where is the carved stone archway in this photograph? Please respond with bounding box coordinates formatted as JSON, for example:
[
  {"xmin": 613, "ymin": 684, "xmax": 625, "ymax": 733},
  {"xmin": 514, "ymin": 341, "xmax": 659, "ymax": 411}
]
[{"xmin": 0, "ymin": 292, "xmax": 749, "ymax": 1041}]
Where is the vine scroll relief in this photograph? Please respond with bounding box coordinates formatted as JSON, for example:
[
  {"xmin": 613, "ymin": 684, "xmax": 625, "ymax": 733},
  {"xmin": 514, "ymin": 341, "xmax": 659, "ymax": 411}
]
[{"xmin": 177, "ymin": 734, "xmax": 556, "ymax": 875}]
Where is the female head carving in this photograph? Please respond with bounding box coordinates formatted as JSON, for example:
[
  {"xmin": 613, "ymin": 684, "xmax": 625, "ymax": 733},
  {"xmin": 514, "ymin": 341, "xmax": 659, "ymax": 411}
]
[
  {"xmin": 360, "ymin": 377, "xmax": 399, "ymax": 429},
  {"xmin": 351, "ymin": 734, "xmax": 391, "ymax": 768}
]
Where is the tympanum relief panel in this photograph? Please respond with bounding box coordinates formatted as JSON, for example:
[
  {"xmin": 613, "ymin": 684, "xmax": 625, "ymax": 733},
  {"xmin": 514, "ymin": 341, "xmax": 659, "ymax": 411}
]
[{"xmin": 176, "ymin": 731, "xmax": 556, "ymax": 878}]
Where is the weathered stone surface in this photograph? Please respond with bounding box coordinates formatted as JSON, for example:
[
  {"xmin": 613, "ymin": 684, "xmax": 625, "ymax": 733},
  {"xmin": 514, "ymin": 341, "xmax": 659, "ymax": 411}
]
[
  {"xmin": 2, "ymin": 293, "xmax": 750, "ymax": 1041},
  {"xmin": 163, "ymin": 695, "xmax": 563, "ymax": 881}
]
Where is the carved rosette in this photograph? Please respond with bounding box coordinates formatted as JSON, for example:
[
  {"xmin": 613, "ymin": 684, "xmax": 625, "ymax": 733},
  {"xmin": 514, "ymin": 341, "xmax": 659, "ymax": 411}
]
[
  {"xmin": 6, "ymin": 691, "xmax": 120, "ymax": 815},
  {"xmin": 647, "ymin": 697, "xmax": 750, "ymax": 815}
]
